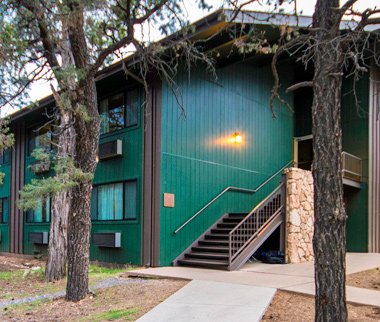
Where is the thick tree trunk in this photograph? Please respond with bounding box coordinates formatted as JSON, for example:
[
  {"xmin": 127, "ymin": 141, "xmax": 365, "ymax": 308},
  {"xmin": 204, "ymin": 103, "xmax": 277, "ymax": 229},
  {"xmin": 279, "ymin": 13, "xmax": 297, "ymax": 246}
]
[
  {"xmin": 45, "ymin": 15, "xmax": 76, "ymax": 282},
  {"xmin": 312, "ymin": 1, "xmax": 347, "ymax": 321},
  {"xmin": 66, "ymin": 78, "xmax": 99, "ymax": 301},
  {"xmin": 45, "ymin": 112, "xmax": 75, "ymax": 282}
]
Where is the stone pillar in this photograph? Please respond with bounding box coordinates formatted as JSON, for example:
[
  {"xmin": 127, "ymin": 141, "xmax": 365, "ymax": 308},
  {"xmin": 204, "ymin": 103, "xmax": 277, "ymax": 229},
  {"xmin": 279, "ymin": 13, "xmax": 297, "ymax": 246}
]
[{"xmin": 285, "ymin": 168, "xmax": 314, "ymax": 263}]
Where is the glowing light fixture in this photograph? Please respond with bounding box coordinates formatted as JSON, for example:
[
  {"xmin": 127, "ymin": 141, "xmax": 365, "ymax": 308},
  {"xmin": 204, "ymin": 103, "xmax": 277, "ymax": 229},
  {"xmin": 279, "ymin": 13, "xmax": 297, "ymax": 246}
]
[{"xmin": 233, "ymin": 132, "xmax": 242, "ymax": 144}]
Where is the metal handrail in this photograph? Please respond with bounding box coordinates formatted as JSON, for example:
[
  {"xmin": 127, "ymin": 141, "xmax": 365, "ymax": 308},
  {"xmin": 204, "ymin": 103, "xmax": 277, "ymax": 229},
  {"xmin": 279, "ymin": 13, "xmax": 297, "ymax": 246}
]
[
  {"xmin": 173, "ymin": 160, "xmax": 292, "ymax": 234},
  {"xmin": 228, "ymin": 183, "xmax": 285, "ymax": 265}
]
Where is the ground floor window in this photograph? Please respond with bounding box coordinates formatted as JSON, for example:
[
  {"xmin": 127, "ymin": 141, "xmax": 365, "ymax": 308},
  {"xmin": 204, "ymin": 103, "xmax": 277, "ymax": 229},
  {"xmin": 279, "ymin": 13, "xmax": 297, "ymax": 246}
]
[
  {"xmin": 0, "ymin": 149, "xmax": 10, "ymax": 165},
  {"xmin": 26, "ymin": 197, "xmax": 51, "ymax": 223},
  {"xmin": 0, "ymin": 198, "xmax": 9, "ymax": 224},
  {"xmin": 91, "ymin": 180, "xmax": 138, "ymax": 221}
]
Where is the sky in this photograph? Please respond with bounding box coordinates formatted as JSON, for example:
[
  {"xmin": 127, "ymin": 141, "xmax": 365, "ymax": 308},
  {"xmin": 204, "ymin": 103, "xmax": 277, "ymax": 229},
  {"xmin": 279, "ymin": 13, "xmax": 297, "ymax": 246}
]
[{"xmin": 3, "ymin": 0, "xmax": 378, "ymax": 115}]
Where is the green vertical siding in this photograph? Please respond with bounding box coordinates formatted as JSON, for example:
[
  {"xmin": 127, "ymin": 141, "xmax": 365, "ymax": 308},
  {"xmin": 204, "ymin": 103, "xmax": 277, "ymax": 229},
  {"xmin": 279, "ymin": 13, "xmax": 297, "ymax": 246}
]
[
  {"xmin": 23, "ymin": 118, "xmax": 52, "ymax": 256},
  {"xmin": 159, "ymin": 62, "xmax": 294, "ymax": 265},
  {"xmin": 294, "ymin": 75, "xmax": 370, "ymax": 251},
  {"xmin": 0, "ymin": 162, "xmax": 11, "ymax": 252},
  {"xmin": 342, "ymin": 76, "xmax": 369, "ymax": 252},
  {"xmin": 21, "ymin": 83, "xmax": 144, "ymax": 265},
  {"xmin": 90, "ymin": 122, "xmax": 143, "ymax": 265}
]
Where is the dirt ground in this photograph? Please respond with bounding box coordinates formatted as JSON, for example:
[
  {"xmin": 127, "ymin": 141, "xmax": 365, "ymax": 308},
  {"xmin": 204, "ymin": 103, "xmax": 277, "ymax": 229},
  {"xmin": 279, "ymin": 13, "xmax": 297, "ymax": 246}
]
[
  {"xmin": 0, "ymin": 255, "xmax": 137, "ymax": 301},
  {"xmin": 262, "ymin": 291, "xmax": 380, "ymax": 322},
  {"xmin": 0, "ymin": 278, "xmax": 187, "ymax": 322},
  {"xmin": 0, "ymin": 255, "xmax": 44, "ymax": 272},
  {"xmin": 347, "ymin": 268, "xmax": 380, "ymax": 290},
  {"xmin": 0, "ymin": 255, "xmax": 187, "ymax": 321},
  {"xmin": 2, "ymin": 256, "xmax": 380, "ymax": 321}
]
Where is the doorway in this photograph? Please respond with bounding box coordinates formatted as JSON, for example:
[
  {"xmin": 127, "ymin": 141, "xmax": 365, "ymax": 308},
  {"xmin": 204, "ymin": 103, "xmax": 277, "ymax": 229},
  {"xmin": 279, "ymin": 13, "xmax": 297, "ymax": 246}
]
[{"xmin": 294, "ymin": 135, "xmax": 313, "ymax": 171}]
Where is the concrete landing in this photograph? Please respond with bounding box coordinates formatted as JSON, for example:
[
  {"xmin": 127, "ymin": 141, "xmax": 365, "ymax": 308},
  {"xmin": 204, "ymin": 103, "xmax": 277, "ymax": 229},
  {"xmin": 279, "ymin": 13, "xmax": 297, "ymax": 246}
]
[
  {"xmin": 136, "ymin": 280, "xmax": 276, "ymax": 322},
  {"xmin": 130, "ymin": 253, "xmax": 380, "ymax": 309}
]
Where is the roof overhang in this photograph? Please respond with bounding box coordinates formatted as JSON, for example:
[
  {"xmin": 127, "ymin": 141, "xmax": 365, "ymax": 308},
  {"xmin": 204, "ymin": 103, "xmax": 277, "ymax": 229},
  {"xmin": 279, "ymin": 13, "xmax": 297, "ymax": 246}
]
[{"xmin": 8, "ymin": 9, "xmax": 380, "ymax": 121}]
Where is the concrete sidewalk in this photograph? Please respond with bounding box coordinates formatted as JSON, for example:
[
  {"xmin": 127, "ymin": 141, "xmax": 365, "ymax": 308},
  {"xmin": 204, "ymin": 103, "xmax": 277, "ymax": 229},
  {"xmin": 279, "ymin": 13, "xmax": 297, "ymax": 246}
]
[
  {"xmin": 137, "ymin": 280, "xmax": 276, "ymax": 322},
  {"xmin": 130, "ymin": 253, "xmax": 380, "ymax": 310}
]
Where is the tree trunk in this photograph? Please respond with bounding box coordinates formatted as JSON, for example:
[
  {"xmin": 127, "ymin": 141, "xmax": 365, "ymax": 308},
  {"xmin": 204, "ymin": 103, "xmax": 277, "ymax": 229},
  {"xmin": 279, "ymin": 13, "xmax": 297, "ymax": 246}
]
[
  {"xmin": 45, "ymin": 14, "xmax": 76, "ymax": 282},
  {"xmin": 66, "ymin": 77, "xmax": 99, "ymax": 301},
  {"xmin": 45, "ymin": 112, "xmax": 75, "ymax": 282},
  {"xmin": 312, "ymin": 1, "xmax": 347, "ymax": 321}
]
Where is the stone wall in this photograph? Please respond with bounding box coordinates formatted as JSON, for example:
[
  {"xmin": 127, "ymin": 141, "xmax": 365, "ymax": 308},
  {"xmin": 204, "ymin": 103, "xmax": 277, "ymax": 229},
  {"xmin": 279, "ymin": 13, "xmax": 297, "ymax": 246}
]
[{"xmin": 285, "ymin": 167, "xmax": 314, "ymax": 263}]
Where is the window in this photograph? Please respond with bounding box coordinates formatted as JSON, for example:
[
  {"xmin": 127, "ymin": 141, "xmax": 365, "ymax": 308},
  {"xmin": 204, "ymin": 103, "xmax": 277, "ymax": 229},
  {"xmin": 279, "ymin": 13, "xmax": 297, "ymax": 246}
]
[
  {"xmin": 28, "ymin": 125, "xmax": 52, "ymax": 155},
  {"xmin": 91, "ymin": 180, "xmax": 138, "ymax": 221},
  {"xmin": 0, "ymin": 198, "xmax": 9, "ymax": 224},
  {"xmin": 0, "ymin": 149, "xmax": 10, "ymax": 165},
  {"xmin": 125, "ymin": 89, "xmax": 139, "ymax": 127},
  {"xmin": 26, "ymin": 197, "xmax": 51, "ymax": 223},
  {"xmin": 99, "ymin": 89, "xmax": 139, "ymax": 135}
]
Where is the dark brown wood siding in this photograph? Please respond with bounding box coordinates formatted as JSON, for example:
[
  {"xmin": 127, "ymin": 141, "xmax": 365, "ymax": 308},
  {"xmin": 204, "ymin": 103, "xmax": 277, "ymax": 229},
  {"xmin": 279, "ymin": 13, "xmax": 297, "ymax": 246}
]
[
  {"xmin": 142, "ymin": 81, "xmax": 162, "ymax": 266},
  {"xmin": 10, "ymin": 121, "xmax": 25, "ymax": 253},
  {"xmin": 369, "ymin": 66, "xmax": 380, "ymax": 252}
]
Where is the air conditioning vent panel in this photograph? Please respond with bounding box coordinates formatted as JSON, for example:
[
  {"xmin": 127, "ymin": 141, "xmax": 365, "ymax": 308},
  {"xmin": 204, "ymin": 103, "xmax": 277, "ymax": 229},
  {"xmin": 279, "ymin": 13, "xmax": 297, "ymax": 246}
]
[
  {"xmin": 98, "ymin": 140, "xmax": 123, "ymax": 160},
  {"xmin": 29, "ymin": 232, "xmax": 49, "ymax": 245},
  {"xmin": 93, "ymin": 232, "xmax": 121, "ymax": 248}
]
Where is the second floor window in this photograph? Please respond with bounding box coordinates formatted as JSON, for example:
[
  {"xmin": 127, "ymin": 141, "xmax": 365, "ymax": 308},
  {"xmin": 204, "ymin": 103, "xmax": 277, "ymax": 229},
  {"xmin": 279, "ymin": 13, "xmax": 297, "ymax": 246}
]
[
  {"xmin": 0, "ymin": 198, "xmax": 9, "ymax": 224},
  {"xmin": 26, "ymin": 197, "xmax": 51, "ymax": 223},
  {"xmin": 99, "ymin": 89, "xmax": 139, "ymax": 135},
  {"xmin": 28, "ymin": 125, "xmax": 52, "ymax": 155}
]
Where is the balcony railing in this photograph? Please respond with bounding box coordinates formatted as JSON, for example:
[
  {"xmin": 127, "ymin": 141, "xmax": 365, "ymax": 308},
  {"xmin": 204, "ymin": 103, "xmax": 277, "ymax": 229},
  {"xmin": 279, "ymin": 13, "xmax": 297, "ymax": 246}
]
[{"xmin": 342, "ymin": 152, "xmax": 362, "ymax": 187}]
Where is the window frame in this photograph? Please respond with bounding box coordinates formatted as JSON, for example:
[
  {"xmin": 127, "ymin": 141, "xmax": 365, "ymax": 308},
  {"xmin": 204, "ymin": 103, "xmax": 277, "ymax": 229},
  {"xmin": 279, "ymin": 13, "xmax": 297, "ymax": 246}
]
[
  {"xmin": 25, "ymin": 197, "xmax": 51, "ymax": 224},
  {"xmin": 98, "ymin": 87, "xmax": 141, "ymax": 136},
  {"xmin": 0, "ymin": 149, "xmax": 11, "ymax": 165},
  {"xmin": 0, "ymin": 197, "xmax": 9, "ymax": 224},
  {"xmin": 27, "ymin": 123, "xmax": 54, "ymax": 156},
  {"xmin": 91, "ymin": 179, "xmax": 139, "ymax": 222}
]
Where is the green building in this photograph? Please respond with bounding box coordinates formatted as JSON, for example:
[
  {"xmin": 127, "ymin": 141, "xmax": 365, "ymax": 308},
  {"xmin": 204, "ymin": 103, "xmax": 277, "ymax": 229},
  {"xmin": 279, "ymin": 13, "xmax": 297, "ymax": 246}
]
[{"xmin": 1, "ymin": 10, "xmax": 379, "ymax": 269}]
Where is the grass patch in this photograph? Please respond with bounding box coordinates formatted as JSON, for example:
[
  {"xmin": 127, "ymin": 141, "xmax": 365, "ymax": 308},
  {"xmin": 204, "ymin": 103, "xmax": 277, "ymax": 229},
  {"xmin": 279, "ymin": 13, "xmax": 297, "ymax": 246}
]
[
  {"xmin": 0, "ymin": 267, "xmax": 44, "ymax": 281},
  {"xmin": 0, "ymin": 270, "xmax": 24, "ymax": 281},
  {"xmin": 0, "ymin": 263, "xmax": 135, "ymax": 304},
  {"xmin": 82, "ymin": 308, "xmax": 139, "ymax": 321},
  {"xmin": 88, "ymin": 264, "xmax": 135, "ymax": 281}
]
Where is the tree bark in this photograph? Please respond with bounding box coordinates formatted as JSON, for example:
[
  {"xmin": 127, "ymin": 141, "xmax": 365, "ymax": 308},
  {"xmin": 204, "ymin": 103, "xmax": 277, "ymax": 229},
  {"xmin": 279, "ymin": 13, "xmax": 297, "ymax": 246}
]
[
  {"xmin": 65, "ymin": 76, "xmax": 99, "ymax": 301},
  {"xmin": 312, "ymin": 1, "xmax": 347, "ymax": 321},
  {"xmin": 45, "ymin": 14, "xmax": 76, "ymax": 282},
  {"xmin": 45, "ymin": 112, "xmax": 75, "ymax": 282}
]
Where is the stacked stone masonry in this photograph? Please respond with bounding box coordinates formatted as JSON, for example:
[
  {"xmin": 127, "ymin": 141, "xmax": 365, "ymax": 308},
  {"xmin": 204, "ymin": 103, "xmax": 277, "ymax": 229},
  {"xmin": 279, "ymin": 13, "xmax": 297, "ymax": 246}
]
[{"xmin": 285, "ymin": 167, "xmax": 314, "ymax": 264}]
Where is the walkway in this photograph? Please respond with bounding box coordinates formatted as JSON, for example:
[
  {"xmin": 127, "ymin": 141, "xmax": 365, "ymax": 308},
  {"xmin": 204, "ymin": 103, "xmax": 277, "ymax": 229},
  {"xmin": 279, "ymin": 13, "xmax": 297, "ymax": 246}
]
[
  {"xmin": 137, "ymin": 280, "xmax": 276, "ymax": 322},
  {"xmin": 130, "ymin": 253, "xmax": 380, "ymax": 321}
]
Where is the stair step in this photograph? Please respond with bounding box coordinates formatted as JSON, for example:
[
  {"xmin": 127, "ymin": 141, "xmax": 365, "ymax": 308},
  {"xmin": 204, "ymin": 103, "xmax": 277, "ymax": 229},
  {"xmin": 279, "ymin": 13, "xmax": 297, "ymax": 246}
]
[
  {"xmin": 217, "ymin": 223, "xmax": 237, "ymax": 229},
  {"xmin": 177, "ymin": 258, "xmax": 228, "ymax": 269},
  {"xmin": 204, "ymin": 234, "xmax": 229, "ymax": 240},
  {"xmin": 228, "ymin": 213, "xmax": 248, "ymax": 217},
  {"xmin": 227, "ymin": 214, "xmax": 246, "ymax": 220},
  {"xmin": 211, "ymin": 228, "xmax": 233, "ymax": 234},
  {"xmin": 185, "ymin": 252, "xmax": 229, "ymax": 260},
  {"xmin": 223, "ymin": 217, "xmax": 242, "ymax": 223},
  {"xmin": 199, "ymin": 240, "xmax": 229, "ymax": 246},
  {"xmin": 192, "ymin": 246, "xmax": 229, "ymax": 253}
]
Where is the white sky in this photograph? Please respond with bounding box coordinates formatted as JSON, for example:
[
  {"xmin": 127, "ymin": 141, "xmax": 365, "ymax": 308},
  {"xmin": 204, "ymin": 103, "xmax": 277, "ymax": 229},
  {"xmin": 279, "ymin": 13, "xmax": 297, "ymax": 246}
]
[{"xmin": 3, "ymin": 0, "xmax": 378, "ymax": 116}]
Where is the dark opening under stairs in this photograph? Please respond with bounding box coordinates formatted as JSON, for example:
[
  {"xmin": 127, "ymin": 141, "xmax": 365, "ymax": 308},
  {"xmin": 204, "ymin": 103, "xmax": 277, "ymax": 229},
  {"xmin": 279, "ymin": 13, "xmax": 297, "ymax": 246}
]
[{"xmin": 173, "ymin": 183, "xmax": 285, "ymax": 271}]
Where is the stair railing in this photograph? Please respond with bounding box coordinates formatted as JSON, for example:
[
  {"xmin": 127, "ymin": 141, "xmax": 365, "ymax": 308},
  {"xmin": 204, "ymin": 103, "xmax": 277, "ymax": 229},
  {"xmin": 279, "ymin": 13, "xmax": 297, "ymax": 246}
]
[
  {"xmin": 174, "ymin": 160, "xmax": 292, "ymax": 235},
  {"xmin": 228, "ymin": 182, "xmax": 286, "ymax": 267}
]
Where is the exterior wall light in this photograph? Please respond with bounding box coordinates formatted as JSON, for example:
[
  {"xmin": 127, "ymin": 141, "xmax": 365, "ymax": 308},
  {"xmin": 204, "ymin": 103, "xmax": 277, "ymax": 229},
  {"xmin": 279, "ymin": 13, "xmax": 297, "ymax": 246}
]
[{"xmin": 233, "ymin": 132, "xmax": 242, "ymax": 144}]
